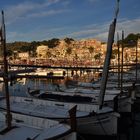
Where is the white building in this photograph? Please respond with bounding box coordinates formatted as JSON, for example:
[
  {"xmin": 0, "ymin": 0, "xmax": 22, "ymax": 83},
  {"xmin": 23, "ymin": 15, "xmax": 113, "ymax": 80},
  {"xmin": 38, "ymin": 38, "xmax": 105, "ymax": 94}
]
[
  {"xmin": 36, "ymin": 45, "xmax": 49, "ymax": 58},
  {"xmin": 18, "ymin": 52, "xmax": 29, "ymax": 60}
]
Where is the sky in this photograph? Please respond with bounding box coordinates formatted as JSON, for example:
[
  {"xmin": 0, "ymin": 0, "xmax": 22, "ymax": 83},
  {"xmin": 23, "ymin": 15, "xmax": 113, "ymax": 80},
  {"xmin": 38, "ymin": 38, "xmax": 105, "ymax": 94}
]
[{"xmin": 0, "ymin": 0, "xmax": 140, "ymax": 43}]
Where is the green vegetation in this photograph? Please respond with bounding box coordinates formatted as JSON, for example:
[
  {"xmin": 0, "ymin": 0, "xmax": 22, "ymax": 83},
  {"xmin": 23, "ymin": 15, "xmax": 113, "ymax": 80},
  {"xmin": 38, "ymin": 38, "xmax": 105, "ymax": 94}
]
[
  {"xmin": 111, "ymin": 49, "xmax": 118, "ymax": 59},
  {"xmin": 47, "ymin": 38, "xmax": 60, "ymax": 48},
  {"xmin": 118, "ymin": 33, "xmax": 140, "ymax": 47},
  {"xmin": 0, "ymin": 33, "xmax": 139, "ymax": 57},
  {"xmin": 0, "ymin": 38, "xmax": 60, "ymax": 57},
  {"xmin": 94, "ymin": 53, "xmax": 102, "ymax": 60},
  {"xmin": 66, "ymin": 47, "xmax": 72, "ymax": 56},
  {"xmin": 64, "ymin": 37, "xmax": 74, "ymax": 44}
]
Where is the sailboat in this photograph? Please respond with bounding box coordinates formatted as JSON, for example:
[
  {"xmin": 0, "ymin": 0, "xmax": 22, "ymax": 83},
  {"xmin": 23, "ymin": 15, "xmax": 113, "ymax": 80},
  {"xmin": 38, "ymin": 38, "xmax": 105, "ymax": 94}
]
[
  {"xmin": 0, "ymin": 0, "xmax": 121, "ymax": 136},
  {"xmin": 27, "ymin": 85, "xmax": 132, "ymax": 113},
  {"xmin": 28, "ymin": 0, "xmax": 133, "ymax": 113},
  {"xmin": 0, "ymin": 95, "xmax": 119, "ymax": 136},
  {"xmin": 0, "ymin": 10, "xmax": 76, "ymax": 140},
  {"xmin": 0, "ymin": 110, "xmax": 77, "ymax": 140}
]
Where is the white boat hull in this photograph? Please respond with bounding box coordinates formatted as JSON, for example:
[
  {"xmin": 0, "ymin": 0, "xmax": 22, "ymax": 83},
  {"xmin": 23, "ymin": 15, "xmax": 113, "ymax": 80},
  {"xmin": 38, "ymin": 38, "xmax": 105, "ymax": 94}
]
[
  {"xmin": 0, "ymin": 112, "xmax": 76, "ymax": 140},
  {"xmin": 0, "ymin": 96, "xmax": 119, "ymax": 136},
  {"xmin": 29, "ymin": 86, "xmax": 133, "ymax": 113},
  {"xmin": 104, "ymin": 96, "xmax": 132, "ymax": 113},
  {"xmin": 76, "ymin": 112, "xmax": 119, "ymax": 135}
]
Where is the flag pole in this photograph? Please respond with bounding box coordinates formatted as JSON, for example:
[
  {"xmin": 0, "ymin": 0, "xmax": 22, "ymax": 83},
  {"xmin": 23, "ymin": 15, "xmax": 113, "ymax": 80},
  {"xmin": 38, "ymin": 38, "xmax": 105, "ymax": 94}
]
[{"xmin": 1, "ymin": 10, "xmax": 12, "ymax": 129}]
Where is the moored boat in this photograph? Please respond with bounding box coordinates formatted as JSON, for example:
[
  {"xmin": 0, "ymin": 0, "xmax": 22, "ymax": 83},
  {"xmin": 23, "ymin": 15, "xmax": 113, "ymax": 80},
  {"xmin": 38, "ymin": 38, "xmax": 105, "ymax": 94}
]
[
  {"xmin": 27, "ymin": 87, "xmax": 132, "ymax": 113},
  {"xmin": 0, "ymin": 96, "xmax": 119, "ymax": 136},
  {"xmin": 0, "ymin": 111, "xmax": 76, "ymax": 140}
]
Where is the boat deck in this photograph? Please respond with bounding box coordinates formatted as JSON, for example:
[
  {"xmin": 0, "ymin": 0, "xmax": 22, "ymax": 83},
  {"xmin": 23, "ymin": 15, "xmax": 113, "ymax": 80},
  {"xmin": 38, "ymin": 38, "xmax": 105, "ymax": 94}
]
[{"xmin": 0, "ymin": 97, "xmax": 90, "ymax": 119}]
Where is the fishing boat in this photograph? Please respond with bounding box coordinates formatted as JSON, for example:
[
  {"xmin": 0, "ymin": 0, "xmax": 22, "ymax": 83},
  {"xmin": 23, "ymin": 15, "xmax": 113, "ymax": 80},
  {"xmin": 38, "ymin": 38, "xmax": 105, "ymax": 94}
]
[
  {"xmin": 0, "ymin": 96, "xmax": 119, "ymax": 136},
  {"xmin": 0, "ymin": 110, "xmax": 76, "ymax": 140},
  {"xmin": 0, "ymin": 10, "xmax": 76, "ymax": 140},
  {"xmin": 1, "ymin": 0, "xmax": 121, "ymax": 137},
  {"xmin": 27, "ymin": 86, "xmax": 132, "ymax": 113},
  {"xmin": 26, "ymin": 0, "xmax": 130, "ymax": 113}
]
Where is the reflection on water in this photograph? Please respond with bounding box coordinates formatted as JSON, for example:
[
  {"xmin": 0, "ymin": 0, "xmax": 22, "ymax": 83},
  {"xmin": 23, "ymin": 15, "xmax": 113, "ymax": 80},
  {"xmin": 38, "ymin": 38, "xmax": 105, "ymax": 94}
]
[
  {"xmin": 0, "ymin": 78, "xmax": 64, "ymax": 97},
  {"xmin": 0, "ymin": 72, "xmax": 97, "ymax": 97}
]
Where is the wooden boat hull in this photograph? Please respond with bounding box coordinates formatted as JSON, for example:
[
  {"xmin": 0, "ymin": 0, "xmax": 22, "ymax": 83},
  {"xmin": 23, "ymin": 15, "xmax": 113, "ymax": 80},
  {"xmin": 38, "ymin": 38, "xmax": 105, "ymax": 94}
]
[
  {"xmin": 77, "ymin": 111, "xmax": 119, "ymax": 135},
  {"xmin": 0, "ymin": 96, "xmax": 119, "ymax": 136},
  {"xmin": 104, "ymin": 96, "xmax": 132, "ymax": 113},
  {"xmin": 29, "ymin": 90, "xmax": 132, "ymax": 113},
  {"xmin": 0, "ymin": 112, "xmax": 76, "ymax": 140}
]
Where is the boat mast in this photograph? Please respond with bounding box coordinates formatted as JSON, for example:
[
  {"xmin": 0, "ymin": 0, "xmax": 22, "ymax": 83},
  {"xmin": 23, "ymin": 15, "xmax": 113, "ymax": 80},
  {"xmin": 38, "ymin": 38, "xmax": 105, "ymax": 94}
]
[
  {"xmin": 120, "ymin": 30, "xmax": 124, "ymax": 92},
  {"xmin": 135, "ymin": 38, "xmax": 139, "ymax": 82},
  {"xmin": 98, "ymin": 0, "xmax": 120, "ymax": 109},
  {"xmin": 117, "ymin": 32, "xmax": 121, "ymax": 88},
  {"xmin": 1, "ymin": 11, "xmax": 12, "ymax": 129}
]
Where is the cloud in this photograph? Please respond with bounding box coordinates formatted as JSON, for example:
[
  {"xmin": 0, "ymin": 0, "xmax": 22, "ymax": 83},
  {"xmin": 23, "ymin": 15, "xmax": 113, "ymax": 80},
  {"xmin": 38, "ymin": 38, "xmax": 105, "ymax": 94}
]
[
  {"xmin": 26, "ymin": 9, "xmax": 69, "ymax": 18},
  {"xmin": 65, "ymin": 22, "xmax": 110, "ymax": 41},
  {"xmin": 7, "ymin": 31, "xmax": 25, "ymax": 42},
  {"xmin": 116, "ymin": 18, "xmax": 140, "ymax": 37},
  {"xmin": 96, "ymin": 18, "xmax": 140, "ymax": 41},
  {"xmin": 6, "ymin": 14, "xmax": 140, "ymax": 42},
  {"xmin": 64, "ymin": 17, "xmax": 140, "ymax": 41},
  {"xmin": 88, "ymin": 0, "xmax": 100, "ymax": 3},
  {"xmin": 7, "ymin": 26, "xmax": 68, "ymax": 42},
  {"xmin": 4, "ymin": 0, "xmax": 68, "ymax": 24},
  {"xmin": 88, "ymin": 0, "xmax": 98, "ymax": 2}
]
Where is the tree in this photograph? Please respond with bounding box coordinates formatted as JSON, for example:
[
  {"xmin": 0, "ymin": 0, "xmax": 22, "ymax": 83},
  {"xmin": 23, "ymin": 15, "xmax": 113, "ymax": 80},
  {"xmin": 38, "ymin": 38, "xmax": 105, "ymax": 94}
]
[
  {"xmin": 111, "ymin": 49, "xmax": 118, "ymax": 59},
  {"xmin": 46, "ymin": 51, "xmax": 51, "ymax": 59},
  {"xmin": 30, "ymin": 41, "xmax": 38, "ymax": 57},
  {"xmin": 47, "ymin": 38, "xmax": 60, "ymax": 48},
  {"xmin": 7, "ymin": 49, "xmax": 13, "ymax": 57},
  {"xmin": 118, "ymin": 33, "xmax": 140, "ymax": 47},
  {"xmin": 88, "ymin": 46, "xmax": 94, "ymax": 60},
  {"xmin": 94, "ymin": 53, "xmax": 102, "ymax": 60},
  {"xmin": 64, "ymin": 38, "xmax": 74, "ymax": 45},
  {"xmin": 66, "ymin": 47, "xmax": 72, "ymax": 56}
]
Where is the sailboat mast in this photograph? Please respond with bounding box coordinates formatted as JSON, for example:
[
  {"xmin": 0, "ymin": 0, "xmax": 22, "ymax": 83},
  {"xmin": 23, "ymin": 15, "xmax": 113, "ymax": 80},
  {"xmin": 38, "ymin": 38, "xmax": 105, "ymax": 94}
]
[
  {"xmin": 120, "ymin": 30, "xmax": 124, "ymax": 92},
  {"xmin": 99, "ymin": 0, "xmax": 120, "ymax": 109},
  {"xmin": 117, "ymin": 32, "xmax": 121, "ymax": 88},
  {"xmin": 135, "ymin": 38, "xmax": 138, "ymax": 82},
  {"xmin": 1, "ymin": 10, "xmax": 12, "ymax": 129}
]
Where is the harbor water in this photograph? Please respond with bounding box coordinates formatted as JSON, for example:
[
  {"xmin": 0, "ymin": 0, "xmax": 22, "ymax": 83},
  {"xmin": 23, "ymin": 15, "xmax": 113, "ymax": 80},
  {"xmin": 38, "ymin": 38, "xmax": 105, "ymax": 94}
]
[{"xmin": 0, "ymin": 78, "xmax": 140, "ymax": 140}]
